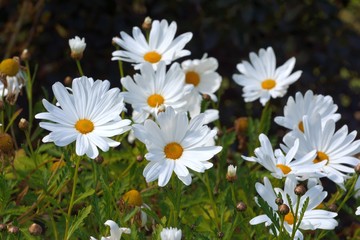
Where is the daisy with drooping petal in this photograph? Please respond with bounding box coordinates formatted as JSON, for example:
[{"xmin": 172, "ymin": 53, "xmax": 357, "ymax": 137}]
[
  {"xmin": 282, "ymin": 115, "xmax": 360, "ymax": 189},
  {"xmin": 69, "ymin": 36, "xmax": 86, "ymax": 60},
  {"xmin": 35, "ymin": 76, "xmax": 131, "ymax": 159},
  {"xmin": 181, "ymin": 54, "xmax": 222, "ymax": 116},
  {"xmin": 242, "ymin": 133, "xmax": 324, "ymax": 180},
  {"xmin": 160, "ymin": 227, "xmax": 182, "ymax": 240},
  {"xmin": 250, "ymin": 176, "xmax": 338, "ymax": 240},
  {"xmin": 133, "ymin": 107, "xmax": 222, "ymax": 187},
  {"xmin": 121, "ymin": 61, "xmax": 192, "ymax": 123},
  {"xmin": 90, "ymin": 220, "xmax": 131, "ymax": 240},
  {"xmin": 232, "ymin": 46, "xmax": 302, "ymax": 106},
  {"xmin": 274, "ymin": 90, "xmax": 341, "ymax": 133},
  {"xmin": 0, "ymin": 57, "xmax": 26, "ymax": 104},
  {"xmin": 112, "ymin": 19, "xmax": 192, "ymax": 70}
]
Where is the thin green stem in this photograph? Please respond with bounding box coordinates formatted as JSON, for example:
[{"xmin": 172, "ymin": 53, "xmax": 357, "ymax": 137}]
[
  {"xmin": 50, "ymin": 213, "xmax": 59, "ymax": 240},
  {"xmin": 290, "ymin": 195, "xmax": 301, "ymax": 240},
  {"xmin": 64, "ymin": 155, "xmax": 81, "ymax": 240},
  {"xmin": 204, "ymin": 172, "xmax": 220, "ymax": 231},
  {"xmin": 25, "ymin": 60, "xmax": 34, "ymax": 131},
  {"xmin": 75, "ymin": 60, "xmax": 84, "ymax": 76},
  {"xmin": 337, "ymin": 174, "xmax": 359, "ymax": 212}
]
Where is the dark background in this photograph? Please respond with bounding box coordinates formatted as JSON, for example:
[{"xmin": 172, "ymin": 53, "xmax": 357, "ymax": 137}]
[{"xmin": 1, "ymin": 0, "xmax": 360, "ymax": 131}]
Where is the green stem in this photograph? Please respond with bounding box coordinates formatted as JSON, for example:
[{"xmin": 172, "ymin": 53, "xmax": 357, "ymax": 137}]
[
  {"xmin": 337, "ymin": 174, "xmax": 359, "ymax": 212},
  {"xmin": 204, "ymin": 172, "xmax": 220, "ymax": 231},
  {"xmin": 50, "ymin": 213, "xmax": 59, "ymax": 240},
  {"xmin": 290, "ymin": 195, "xmax": 301, "ymax": 240},
  {"xmin": 75, "ymin": 60, "xmax": 84, "ymax": 76},
  {"xmin": 64, "ymin": 156, "xmax": 81, "ymax": 240},
  {"xmin": 25, "ymin": 60, "xmax": 33, "ymax": 131}
]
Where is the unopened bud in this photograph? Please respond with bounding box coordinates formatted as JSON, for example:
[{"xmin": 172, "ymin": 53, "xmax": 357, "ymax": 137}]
[
  {"xmin": 226, "ymin": 165, "xmax": 237, "ymax": 182},
  {"xmin": 7, "ymin": 225, "xmax": 19, "ymax": 234},
  {"xmin": 236, "ymin": 201, "xmax": 247, "ymax": 212},
  {"xmin": 28, "ymin": 223, "xmax": 42, "ymax": 236},
  {"xmin": 328, "ymin": 203, "xmax": 337, "ymax": 212},
  {"xmin": 294, "ymin": 184, "xmax": 306, "ymax": 196},
  {"xmin": 278, "ymin": 204, "xmax": 290, "ymax": 215},
  {"xmin": 275, "ymin": 197, "xmax": 283, "ymax": 206},
  {"xmin": 64, "ymin": 76, "xmax": 72, "ymax": 86},
  {"xmin": 21, "ymin": 49, "xmax": 30, "ymax": 61},
  {"xmin": 355, "ymin": 164, "xmax": 360, "ymax": 175},
  {"xmin": 0, "ymin": 224, "xmax": 6, "ymax": 231},
  {"xmin": 142, "ymin": 16, "xmax": 152, "ymax": 30},
  {"xmin": 136, "ymin": 155, "xmax": 143, "ymax": 162},
  {"xmin": 18, "ymin": 118, "xmax": 29, "ymax": 131},
  {"xmin": 217, "ymin": 232, "xmax": 224, "ymax": 238},
  {"xmin": 94, "ymin": 155, "xmax": 104, "ymax": 164},
  {"xmin": 202, "ymin": 94, "xmax": 210, "ymax": 101}
]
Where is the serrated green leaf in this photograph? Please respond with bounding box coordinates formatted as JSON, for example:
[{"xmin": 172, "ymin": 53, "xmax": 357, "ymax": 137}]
[{"xmin": 67, "ymin": 205, "xmax": 92, "ymax": 240}]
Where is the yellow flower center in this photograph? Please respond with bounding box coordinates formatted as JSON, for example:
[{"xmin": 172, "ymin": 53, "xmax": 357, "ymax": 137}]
[
  {"xmin": 147, "ymin": 94, "xmax": 164, "ymax": 108},
  {"xmin": 261, "ymin": 79, "xmax": 276, "ymax": 90},
  {"xmin": 185, "ymin": 71, "xmax": 200, "ymax": 86},
  {"xmin": 298, "ymin": 121, "xmax": 304, "ymax": 132},
  {"xmin": 75, "ymin": 119, "xmax": 94, "ymax": 134},
  {"xmin": 0, "ymin": 58, "xmax": 19, "ymax": 77},
  {"xmin": 164, "ymin": 142, "xmax": 183, "ymax": 160},
  {"xmin": 313, "ymin": 151, "xmax": 329, "ymax": 164},
  {"xmin": 122, "ymin": 189, "xmax": 143, "ymax": 207},
  {"xmin": 143, "ymin": 51, "xmax": 161, "ymax": 63},
  {"xmin": 276, "ymin": 164, "xmax": 292, "ymax": 174},
  {"xmin": 284, "ymin": 212, "xmax": 294, "ymax": 225}
]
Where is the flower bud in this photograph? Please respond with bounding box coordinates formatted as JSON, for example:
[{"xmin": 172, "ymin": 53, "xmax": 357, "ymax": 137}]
[
  {"xmin": 278, "ymin": 204, "xmax": 290, "ymax": 215},
  {"xmin": 217, "ymin": 231, "xmax": 224, "ymax": 238},
  {"xmin": 64, "ymin": 76, "xmax": 72, "ymax": 86},
  {"xmin": 275, "ymin": 197, "xmax": 283, "ymax": 206},
  {"xmin": 328, "ymin": 203, "xmax": 337, "ymax": 212},
  {"xmin": 21, "ymin": 49, "xmax": 30, "ymax": 61},
  {"xmin": 28, "ymin": 223, "xmax": 42, "ymax": 236},
  {"xmin": 0, "ymin": 223, "xmax": 6, "ymax": 232},
  {"xmin": 7, "ymin": 225, "xmax": 19, "ymax": 234},
  {"xmin": 94, "ymin": 155, "xmax": 104, "ymax": 164},
  {"xmin": 355, "ymin": 164, "xmax": 360, "ymax": 175},
  {"xmin": 236, "ymin": 201, "xmax": 247, "ymax": 212},
  {"xmin": 294, "ymin": 184, "xmax": 306, "ymax": 196},
  {"xmin": 136, "ymin": 155, "xmax": 143, "ymax": 162},
  {"xmin": 142, "ymin": 16, "xmax": 152, "ymax": 30},
  {"xmin": 226, "ymin": 165, "xmax": 237, "ymax": 182},
  {"xmin": 18, "ymin": 118, "xmax": 29, "ymax": 131}
]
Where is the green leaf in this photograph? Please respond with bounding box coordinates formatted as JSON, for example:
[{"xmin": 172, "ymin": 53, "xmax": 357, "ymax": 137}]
[
  {"xmin": 67, "ymin": 205, "xmax": 92, "ymax": 240},
  {"xmin": 73, "ymin": 189, "xmax": 95, "ymax": 205}
]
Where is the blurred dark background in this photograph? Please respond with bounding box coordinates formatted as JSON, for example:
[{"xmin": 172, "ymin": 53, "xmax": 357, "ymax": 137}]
[{"xmin": 1, "ymin": 0, "xmax": 360, "ymax": 131}]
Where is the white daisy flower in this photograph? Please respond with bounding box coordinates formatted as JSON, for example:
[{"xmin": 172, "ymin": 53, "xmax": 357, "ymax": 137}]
[
  {"xmin": 274, "ymin": 90, "xmax": 341, "ymax": 133},
  {"xmin": 35, "ymin": 76, "xmax": 131, "ymax": 159},
  {"xmin": 356, "ymin": 206, "xmax": 360, "ymax": 215},
  {"xmin": 282, "ymin": 115, "xmax": 360, "ymax": 188},
  {"xmin": 250, "ymin": 176, "xmax": 338, "ymax": 240},
  {"xmin": 160, "ymin": 227, "xmax": 182, "ymax": 240},
  {"xmin": 69, "ymin": 36, "xmax": 86, "ymax": 60},
  {"xmin": 0, "ymin": 57, "xmax": 26, "ymax": 104},
  {"xmin": 181, "ymin": 54, "xmax": 222, "ymax": 117},
  {"xmin": 232, "ymin": 46, "xmax": 302, "ymax": 106},
  {"xmin": 112, "ymin": 19, "xmax": 192, "ymax": 70},
  {"xmin": 133, "ymin": 107, "xmax": 222, "ymax": 187},
  {"xmin": 121, "ymin": 61, "xmax": 192, "ymax": 123},
  {"xmin": 90, "ymin": 220, "xmax": 131, "ymax": 240},
  {"xmin": 242, "ymin": 134, "xmax": 323, "ymax": 180}
]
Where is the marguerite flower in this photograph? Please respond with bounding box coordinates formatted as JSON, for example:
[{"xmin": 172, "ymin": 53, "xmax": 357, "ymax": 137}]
[
  {"xmin": 90, "ymin": 220, "xmax": 131, "ymax": 240},
  {"xmin": 112, "ymin": 19, "xmax": 192, "ymax": 70},
  {"xmin": 181, "ymin": 54, "xmax": 222, "ymax": 116},
  {"xmin": 121, "ymin": 61, "xmax": 192, "ymax": 123},
  {"xmin": 250, "ymin": 176, "xmax": 338, "ymax": 240},
  {"xmin": 356, "ymin": 206, "xmax": 360, "ymax": 215},
  {"xmin": 232, "ymin": 47, "xmax": 302, "ymax": 106},
  {"xmin": 69, "ymin": 36, "xmax": 86, "ymax": 60},
  {"xmin": 282, "ymin": 115, "xmax": 360, "ymax": 188},
  {"xmin": 0, "ymin": 57, "xmax": 26, "ymax": 104},
  {"xmin": 242, "ymin": 134, "xmax": 323, "ymax": 180},
  {"xmin": 133, "ymin": 107, "xmax": 222, "ymax": 187},
  {"xmin": 160, "ymin": 227, "xmax": 182, "ymax": 240},
  {"xmin": 35, "ymin": 76, "xmax": 131, "ymax": 159},
  {"xmin": 274, "ymin": 90, "xmax": 341, "ymax": 133}
]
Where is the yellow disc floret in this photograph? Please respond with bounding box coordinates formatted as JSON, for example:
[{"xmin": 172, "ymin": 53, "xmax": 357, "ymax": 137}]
[
  {"xmin": 144, "ymin": 51, "xmax": 162, "ymax": 63},
  {"xmin": 122, "ymin": 189, "xmax": 143, "ymax": 207},
  {"xmin": 284, "ymin": 212, "xmax": 294, "ymax": 225},
  {"xmin": 0, "ymin": 58, "xmax": 19, "ymax": 77},
  {"xmin": 185, "ymin": 71, "xmax": 200, "ymax": 86},
  {"xmin": 298, "ymin": 121, "xmax": 304, "ymax": 132},
  {"xmin": 313, "ymin": 151, "xmax": 329, "ymax": 164},
  {"xmin": 75, "ymin": 119, "xmax": 94, "ymax": 134},
  {"xmin": 147, "ymin": 94, "xmax": 164, "ymax": 108},
  {"xmin": 164, "ymin": 142, "xmax": 183, "ymax": 160},
  {"xmin": 276, "ymin": 164, "xmax": 292, "ymax": 174},
  {"xmin": 261, "ymin": 79, "xmax": 276, "ymax": 90}
]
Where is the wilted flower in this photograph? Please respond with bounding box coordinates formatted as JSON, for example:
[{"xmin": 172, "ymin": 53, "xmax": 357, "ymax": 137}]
[{"xmin": 90, "ymin": 220, "xmax": 130, "ymax": 240}]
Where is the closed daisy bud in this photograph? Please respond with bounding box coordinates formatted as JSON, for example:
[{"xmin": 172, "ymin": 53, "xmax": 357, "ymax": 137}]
[
  {"xmin": 20, "ymin": 49, "xmax": 30, "ymax": 61},
  {"xmin": 7, "ymin": 225, "xmax": 19, "ymax": 234},
  {"xmin": 275, "ymin": 197, "xmax": 283, "ymax": 206},
  {"xmin": 236, "ymin": 201, "xmax": 247, "ymax": 212},
  {"xmin": 294, "ymin": 184, "xmax": 306, "ymax": 196},
  {"xmin": 122, "ymin": 189, "xmax": 143, "ymax": 207},
  {"xmin": 142, "ymin": 16, "xmax": 152, "ymax": 30},
  {"xmin": 28, "ymin": 223, "xmax": 42, "ymax": 236},
  {"xmin": 136, "ymin": 155, "xmax": 143, "ymax": 162},
  {"xmin": 18, "ymin": 118, "xmax": 29, "ymax": 131},
  {"xmin": 328, "ymin": 204, "xmax": 337, "ymax": 212},
  {"xmin": 94, "ymin": 155, "xmax": 104, "ymax": 164},
  {"xmin": 0, "ymin": 224, "xmax": 6, "ymax": 231},
  {"xmin": 217, "ymin": 232, "xmax": 224, "ymax": 238},
  {"xmin": 278, "ymin": 204, "xmax": 290, "ymax": 216},
  {"xmin": 64, "ymin": 76, "xmax": 72, "ymax": 86},
  {"xmin": 226, "ymin": 165, "xmax": 237, "ymax": 182}
]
